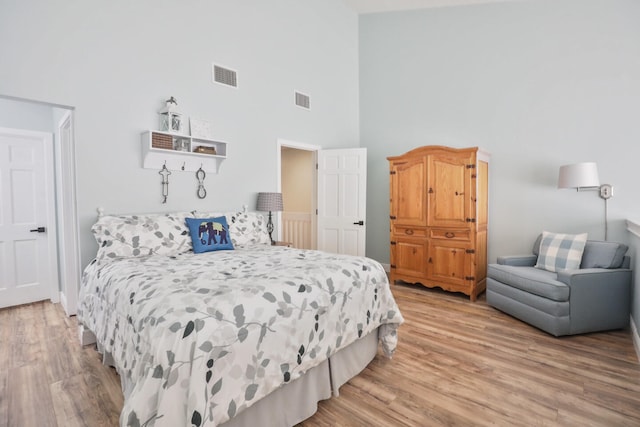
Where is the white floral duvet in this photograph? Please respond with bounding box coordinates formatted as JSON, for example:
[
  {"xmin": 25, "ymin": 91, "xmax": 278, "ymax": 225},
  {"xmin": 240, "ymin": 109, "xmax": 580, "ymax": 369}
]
[{"xmin": 78, "ymin": 246, "xmax": 403, "ymax": 427}]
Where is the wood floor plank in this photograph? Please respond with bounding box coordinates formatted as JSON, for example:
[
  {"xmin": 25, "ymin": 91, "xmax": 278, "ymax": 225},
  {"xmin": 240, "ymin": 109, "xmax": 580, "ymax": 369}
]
[
  {"xmin": 50, "ymin": 374, "xmax": 115, "ymax": 427},
  {"xmin": 43, "ymin": 331, "xmax": 84, "ymax": 384},
  {"xmin": 0, "ymin": 369, "xmax": 7, "ymax": 427},
  {"xmin": 80, "ymin": 351, "xmax": 124, "ymax": 425},
  {"xmin": 4, "ymin": 284, "xmax": 640, "ymax": 427},
  {"xmin": 6, "ymin": 363, "xmax": 57, "ymax": 427}
]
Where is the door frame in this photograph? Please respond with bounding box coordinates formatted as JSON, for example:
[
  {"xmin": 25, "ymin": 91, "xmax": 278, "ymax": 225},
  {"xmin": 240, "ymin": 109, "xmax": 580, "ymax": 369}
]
[
  {"xmin": 0, "ymin": 95, "xmax": 80, "ymax": 315},
  {"xmin": 0, "ymin": 126, "xmax": 60, "ymax": 304},
  {"xmin": 276, "ymin": 138, "xmax": 320, "ymax": 247},
  {"xmin": 54, "ymin": 110, "xmax": 81, "ymax": 315}
]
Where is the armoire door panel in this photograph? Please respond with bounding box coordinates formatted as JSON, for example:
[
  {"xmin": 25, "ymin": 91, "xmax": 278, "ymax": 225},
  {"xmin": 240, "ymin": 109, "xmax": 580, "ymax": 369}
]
[
  {"xmin": 427, "ymin": 153, "xmax": 473, "ymax": 228},
  {"xmin": 393, "ymin": 238, "xmax": 427, "ymax": 278},
  {"xmin": 390, "ymin": 157, "xmax": 427, "ymax": 226},
  {"xmin": 428, "ymin": 239, "xmax": 472, "ymax": 289}
]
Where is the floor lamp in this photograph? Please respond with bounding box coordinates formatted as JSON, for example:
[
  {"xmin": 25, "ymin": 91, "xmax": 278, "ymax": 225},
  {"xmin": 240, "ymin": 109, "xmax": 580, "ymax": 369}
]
[
  {"xmin": 558, "ymin": 162, "xmax": 613, "ymax": 240},
  {"xmin": 257, "ymin": 192, "xmax": 283, "ymax": 245}
]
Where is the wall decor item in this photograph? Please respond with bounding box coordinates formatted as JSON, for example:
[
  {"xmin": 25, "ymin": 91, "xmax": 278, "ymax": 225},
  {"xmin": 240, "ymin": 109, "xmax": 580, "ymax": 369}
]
[
  {"xmin": 193, "ymin": 145, "xmax": 216, "ymax": 155},
  {"xmin": 175, "ymin": 138, "xmax": 190, "ymax": 152},
  {"xmin": 151, "ymin": 132, "xmax": 173, "ymax": 150},
  {"xmin": 196, "ymin": 166, "xmax": 207, "ymax": 199},
  {"xmin": 159, "ymin": 162, "xmax": 171, "ymax": 203},
  {"xmin": 158, "ymin": 96, "xmax": 184, "ymax": 134},
  {"xmin": 141, "ymin": 131, "xmax": 228, "ymax": 173},
  {"xmin": 190, "ymin": 118, "xmax": 214, "ymax": 140}
]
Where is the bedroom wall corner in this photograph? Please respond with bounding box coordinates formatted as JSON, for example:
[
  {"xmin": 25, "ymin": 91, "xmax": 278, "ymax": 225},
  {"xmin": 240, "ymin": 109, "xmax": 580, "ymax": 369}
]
[
  {"xmin": 359, "ymin": 0, "xmax": 640, "ymax": 268},
  {"xmin": 0, "ymin": 0, "xmax": 360, "ymax": 268}
]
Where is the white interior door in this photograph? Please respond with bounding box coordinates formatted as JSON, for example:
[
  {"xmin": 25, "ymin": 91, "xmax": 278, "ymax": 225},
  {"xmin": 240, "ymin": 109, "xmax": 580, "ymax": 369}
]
[
  {"xmin": 317, "ymin": 148, "xmax": 367, "ymax": 256},
  {"xmin": 0, "ymin": 127, "xmax": 58, "ymax": 309}
]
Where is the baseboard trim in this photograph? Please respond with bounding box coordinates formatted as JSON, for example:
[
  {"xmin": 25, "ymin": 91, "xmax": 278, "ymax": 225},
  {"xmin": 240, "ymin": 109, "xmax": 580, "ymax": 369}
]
[
  {"xmin": 631, "ymin": 315, "xmax": 640, "ymax": 363},
  {"xmin": 60, "ymin": 291, "xmax": 68, "ymax": 315}
]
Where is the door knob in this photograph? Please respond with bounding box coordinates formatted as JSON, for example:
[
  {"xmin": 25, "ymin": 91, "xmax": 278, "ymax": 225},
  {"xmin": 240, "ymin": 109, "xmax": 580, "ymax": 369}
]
[
  {"xmin": 30, "ymin": 226, "xmax": 46, "ymax": 233},
  {"xmin": 353, "ymin": 220, "xmax": 364, "ymax": 226}
]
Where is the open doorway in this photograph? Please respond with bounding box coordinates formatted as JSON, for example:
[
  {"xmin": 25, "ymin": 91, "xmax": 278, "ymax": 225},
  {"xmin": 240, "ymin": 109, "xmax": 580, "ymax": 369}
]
[
  {"xmin": 277, "ymin": 139, "xmax": 319, "ymax": 249},
  {"xmin": 0, "ymin": 95, "xmax": 80, "ymax": 315}
]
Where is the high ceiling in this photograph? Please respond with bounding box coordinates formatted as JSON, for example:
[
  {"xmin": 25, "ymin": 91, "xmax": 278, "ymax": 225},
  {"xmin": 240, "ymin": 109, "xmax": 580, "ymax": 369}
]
[{"xmin": 343, "ymin": 0, "xmax": 521, "ymax": 14}]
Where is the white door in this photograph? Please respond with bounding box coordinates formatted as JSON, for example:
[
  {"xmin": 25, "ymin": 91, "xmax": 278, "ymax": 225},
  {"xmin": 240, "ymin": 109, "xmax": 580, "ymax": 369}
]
[
  {"xmin": 317, "ymin": 148, "xmax": 367, "ymax": 256},
  {"xmin": 0, "ymin": 128, "xmax": 58, "ymax": 309}
]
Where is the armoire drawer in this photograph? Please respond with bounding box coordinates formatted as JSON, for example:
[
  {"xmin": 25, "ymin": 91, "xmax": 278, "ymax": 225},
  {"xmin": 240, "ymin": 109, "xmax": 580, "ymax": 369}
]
[
  {"xmin": 430, "ymin": 229, "xmax": 471, "ymax": 241},
  {"xmin": 393, "ymin": 226, "xmax": 427, "ymax": 237}
]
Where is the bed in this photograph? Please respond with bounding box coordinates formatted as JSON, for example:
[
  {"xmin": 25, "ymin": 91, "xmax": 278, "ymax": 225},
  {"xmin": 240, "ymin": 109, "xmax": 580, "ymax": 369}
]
[{"xmin": 77, "ymin": 208, "xmax": 404, "ymax": 427}]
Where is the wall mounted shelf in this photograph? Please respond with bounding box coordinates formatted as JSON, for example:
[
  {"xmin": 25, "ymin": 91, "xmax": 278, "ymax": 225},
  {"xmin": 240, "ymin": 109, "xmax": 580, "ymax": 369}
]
[{"xmin": 141, "ymin": 130, "xmax": 228, "ymax": 173}]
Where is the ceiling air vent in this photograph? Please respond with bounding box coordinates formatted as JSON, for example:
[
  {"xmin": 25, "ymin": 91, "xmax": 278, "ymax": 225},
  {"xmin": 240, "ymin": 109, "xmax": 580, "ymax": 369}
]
[
  {"xmin": 212, "ymin": 64, "xmax": 238, "ymax": 88},
  {"xmin": 295, "ymin": 91, "xmax": 310, "ymax": 110}
]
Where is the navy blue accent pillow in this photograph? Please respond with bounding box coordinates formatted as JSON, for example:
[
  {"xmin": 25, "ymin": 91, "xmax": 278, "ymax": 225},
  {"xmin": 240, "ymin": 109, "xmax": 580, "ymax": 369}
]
[{"xmin": 185, "ymin": 216, "xmax": 234, "ymax": 253}]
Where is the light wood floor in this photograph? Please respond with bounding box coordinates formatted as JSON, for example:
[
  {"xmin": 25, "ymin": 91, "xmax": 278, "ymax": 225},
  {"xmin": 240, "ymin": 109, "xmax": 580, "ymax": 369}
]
[{"xmin": 2, "ymin": 283, "xmax": 640, "ymax": 426}]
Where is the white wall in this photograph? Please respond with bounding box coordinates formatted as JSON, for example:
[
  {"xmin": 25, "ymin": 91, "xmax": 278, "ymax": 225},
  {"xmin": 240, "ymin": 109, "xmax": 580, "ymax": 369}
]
[
  {"xmin": 0, "ymin": 98, "xmax": 55, "ymax": 132},
  {"xmin": 0, "ymin": 0, "xmax": 359, "ymax": 267},
  {"xmin": 360, "ymin": 0, "xmax": 640, "ymax": 329},
  {"xmin": 360, "ymin": 0, "xmax": 640, "ymax": 265}
]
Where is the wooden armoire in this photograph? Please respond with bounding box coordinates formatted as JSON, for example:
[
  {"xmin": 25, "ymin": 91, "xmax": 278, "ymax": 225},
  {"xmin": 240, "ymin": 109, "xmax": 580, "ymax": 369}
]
[{"xmin": 388, "ymin": 146, "xmax": 489, "ymax": 301}]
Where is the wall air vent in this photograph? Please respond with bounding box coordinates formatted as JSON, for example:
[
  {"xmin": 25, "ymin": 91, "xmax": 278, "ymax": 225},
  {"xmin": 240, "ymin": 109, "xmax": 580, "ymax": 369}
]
[
  {"xmin": 212, "ymin": 64, "xmax": 238, "ymax": 88},
  {"xmin": 295, "ymin": 91, "xmax": 310, "ymax": 110}
]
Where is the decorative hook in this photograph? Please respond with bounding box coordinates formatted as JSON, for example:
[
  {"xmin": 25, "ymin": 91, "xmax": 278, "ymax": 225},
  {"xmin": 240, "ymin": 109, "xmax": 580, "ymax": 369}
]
[
  {"xmin": 196, "ymin": 166, "xmax": 207, "ymax": 199},
  {"xmin": 159, "ymin": 163, "xmax": 171, "ymax": 203}
]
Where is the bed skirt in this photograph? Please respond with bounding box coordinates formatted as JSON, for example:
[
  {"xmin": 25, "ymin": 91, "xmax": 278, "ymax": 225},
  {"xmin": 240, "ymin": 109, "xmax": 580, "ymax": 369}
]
[{"xmin": 90, "ymin": 326, "xmax": 380, "ymax": 427}]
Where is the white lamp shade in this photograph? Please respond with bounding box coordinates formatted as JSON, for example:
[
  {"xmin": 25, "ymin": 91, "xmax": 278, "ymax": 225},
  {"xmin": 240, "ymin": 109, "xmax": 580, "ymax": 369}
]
[
  {"xmin": 256, "ymin": 192, "xmax": 283, "ymax": 212},
  {"xmin": 558, "ymin": 162, "xmax": 600, "ymax": 189}
]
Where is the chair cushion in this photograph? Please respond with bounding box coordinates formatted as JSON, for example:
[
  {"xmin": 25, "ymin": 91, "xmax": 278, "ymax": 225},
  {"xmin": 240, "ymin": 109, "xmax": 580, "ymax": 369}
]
[
  {"xmin": 580, "ymin": 241, "xmax": 629, "ymax": 269},
  {"xmin": 535, "ymin": 231, "xmax": 588, "ymax": 272},
  {"xmin": 532, "ymin": 234, "xmax": 629, "ymax": 269},
  {"xmin": 488, "ymin": 264, "xmax": 570, "ymax": 302}
]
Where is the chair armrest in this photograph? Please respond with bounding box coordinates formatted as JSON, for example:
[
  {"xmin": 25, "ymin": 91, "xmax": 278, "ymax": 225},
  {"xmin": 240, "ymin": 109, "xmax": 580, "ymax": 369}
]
[
  {"xmin": 556, "ymin": 268, "xmax": 632, "ymax": 334},
  {"xmin": 496, "ymin": 255, "xmax": 537, "ymax": 267},
  {"xmin": 556, "ymin": 268, "xmax": 632, "ymax": 287}
]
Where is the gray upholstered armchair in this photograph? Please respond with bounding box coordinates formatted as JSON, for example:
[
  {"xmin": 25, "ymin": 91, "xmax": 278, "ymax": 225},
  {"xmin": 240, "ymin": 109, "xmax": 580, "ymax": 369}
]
[{"xmin": 487, "ymin": 235, "xmax": 631, "ymax": 337}]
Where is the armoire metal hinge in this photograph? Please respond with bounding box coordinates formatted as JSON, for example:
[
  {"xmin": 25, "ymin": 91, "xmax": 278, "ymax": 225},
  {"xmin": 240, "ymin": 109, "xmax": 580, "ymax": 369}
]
[
  {"xmin": 465, "ymin": 276, "xmax": 476, "ymax": 281},
  {"xmin": 471, "ymin": 174, "xmax": 477, "ymax": 178},
  {"xmin": 389, "ymin": 215, "xmax": 397, "ymax": 220},
  {"xmin": 390, "ymin": 170, "xmax": 396, "ymax": 175},
  {"xmin": 466, "ymin": 218, "xmax": 476, "ymax": 223},
  {"xmin": 466, "ymin": 164, "xmax": 476, "ymax": 169},
  {"xmin": 390, "ymin": 264, "xmax": 397, "ymax": 269},
  {"xmin": 390, "ymin": 241, "xmax": 397, "ymax": 245},
  {"xmin": 465, "ymin": 249, "xmax": 475, "ymax": 254}
]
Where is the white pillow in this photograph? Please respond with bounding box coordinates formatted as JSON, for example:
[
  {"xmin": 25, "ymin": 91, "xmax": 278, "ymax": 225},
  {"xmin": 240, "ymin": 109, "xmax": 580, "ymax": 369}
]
[
  {"xmin": 92, "ymin": 212, "xmax": 193, "ymax": 260},
  {"xmin": 227, "ymin": 211, "xmax": 271, "ymax": 247},
  {"xmin": 535, "ymin": 231, "xmax": 588, "ymax": 272}
]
